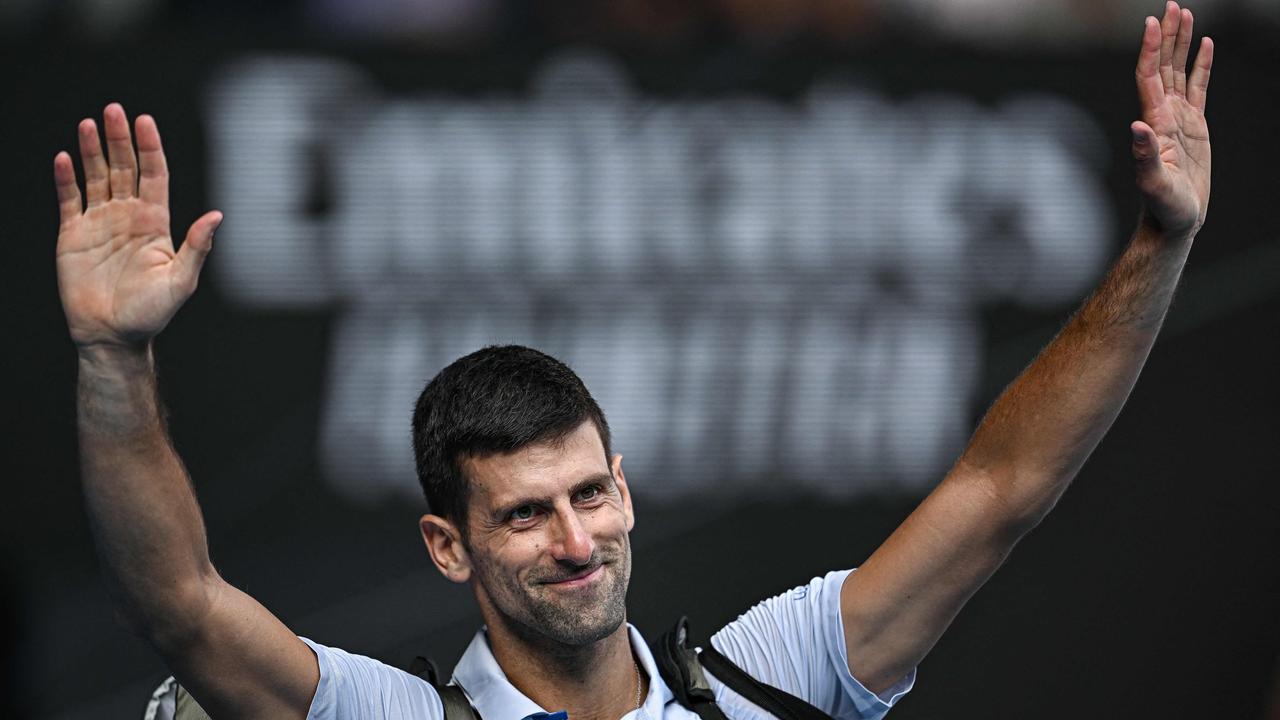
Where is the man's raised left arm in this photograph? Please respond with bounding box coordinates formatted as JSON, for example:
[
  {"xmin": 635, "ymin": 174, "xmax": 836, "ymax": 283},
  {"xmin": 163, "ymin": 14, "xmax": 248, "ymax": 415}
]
[{"xmin": 839, "ymin": 2, "xmax": 1213, "ymax": 693}]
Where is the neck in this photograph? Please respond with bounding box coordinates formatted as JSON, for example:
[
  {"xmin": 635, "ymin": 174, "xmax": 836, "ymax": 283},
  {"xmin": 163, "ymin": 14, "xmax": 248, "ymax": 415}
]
[{"xmin": 486, "ymin": 619, "xmax": 646, "ymax": 720}]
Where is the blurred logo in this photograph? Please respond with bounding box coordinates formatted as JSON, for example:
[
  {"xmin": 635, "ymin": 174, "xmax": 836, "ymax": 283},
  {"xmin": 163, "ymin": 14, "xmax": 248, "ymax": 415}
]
[{"xmin": 205, "ymin": 51, "xmax": 1111, "ymax": 504}]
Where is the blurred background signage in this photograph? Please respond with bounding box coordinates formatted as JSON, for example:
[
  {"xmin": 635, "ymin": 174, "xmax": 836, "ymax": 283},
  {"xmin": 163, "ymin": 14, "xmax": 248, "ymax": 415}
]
[{"xmin": 207, "ymin": 51, "xmax": 1110, "ymax": 502}]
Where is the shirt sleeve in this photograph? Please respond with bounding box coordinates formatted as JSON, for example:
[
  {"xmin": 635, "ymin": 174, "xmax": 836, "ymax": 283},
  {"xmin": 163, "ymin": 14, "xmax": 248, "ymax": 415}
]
[
  {"xmin": 300, "ymin": 637, "xmax": 445, "ymax": 720},
  {"xmin": 708, "ymin": 569, "xmax": 916, "ymax": 720}
]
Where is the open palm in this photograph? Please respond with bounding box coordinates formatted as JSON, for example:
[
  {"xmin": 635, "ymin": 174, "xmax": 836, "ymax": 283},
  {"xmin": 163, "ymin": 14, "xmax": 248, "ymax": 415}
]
[
  {"xmin": 54, "ymin": 103, "xmax": 221, "ymax": 349},
  {"xmin": 1132, "ymin": 1, "xmax": 1214, "ymax": 237}
]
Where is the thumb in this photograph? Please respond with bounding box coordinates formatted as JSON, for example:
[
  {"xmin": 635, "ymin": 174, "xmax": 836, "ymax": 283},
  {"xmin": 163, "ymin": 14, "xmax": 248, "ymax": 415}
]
[
  {"xmin": 1130, "ymin": 121, "xmax": 1160, "ymax": 165},
  {"xmin": 174, "ymin": 210, "xmax": 223, "ymax": 294}
]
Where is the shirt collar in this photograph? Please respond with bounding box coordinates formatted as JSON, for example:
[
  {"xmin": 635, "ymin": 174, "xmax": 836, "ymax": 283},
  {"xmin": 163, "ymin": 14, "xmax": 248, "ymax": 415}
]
[{"xmin": 451, "ymin": 624, "xmax": 674, "ymax": 720}]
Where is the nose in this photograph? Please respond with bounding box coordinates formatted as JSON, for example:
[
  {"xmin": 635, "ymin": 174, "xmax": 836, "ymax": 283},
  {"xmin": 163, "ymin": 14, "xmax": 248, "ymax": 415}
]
[{"xmin": 550, "ymin": 508, "xmax": 595, "ymax": 566}]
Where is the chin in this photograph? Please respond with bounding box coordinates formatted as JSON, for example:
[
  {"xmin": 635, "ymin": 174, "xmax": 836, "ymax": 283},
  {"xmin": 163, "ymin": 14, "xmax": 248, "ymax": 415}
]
[
  {"xmin": 544, "ymin": 612, "xmax": 625, "ymax": 647},
  {"xmin": 527, "ymin": 586, "xmax": 628, "ymax": 647}
]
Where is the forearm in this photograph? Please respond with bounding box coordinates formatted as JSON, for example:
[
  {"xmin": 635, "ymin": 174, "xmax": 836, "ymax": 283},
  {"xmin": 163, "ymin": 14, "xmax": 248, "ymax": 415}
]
[
  {"xmin": 77, "ymin": 344, "xmax": 216, "ymax": 640},
  {"xmin": 960, "ymin": 217, "xmax": 1194, "ymax": 531}
]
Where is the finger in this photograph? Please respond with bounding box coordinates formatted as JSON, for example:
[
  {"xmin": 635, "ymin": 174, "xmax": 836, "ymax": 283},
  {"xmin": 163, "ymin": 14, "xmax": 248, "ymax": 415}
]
[
  {"xmin": 173, "ymin": 210, "xmax": 223, "ymax": 297},
  {"xmin": 1130, "ymin": 121, "xmax": 1167, "ymax": 200},
  {"xmin": 1135, "ymin": 16, "xmax": 1165, "ymax": 115},
  {"xmin": 135, "ymin": 115, "xmax": 169, "ymax": 207},
  {"xmin": 1171, "ymin": 8, "xmax": 1193, "ymax": 96},
  {"xmin": 77, "ymin": 119, "xmax": 110, "ymax": 207},
  {"xmin": 1187, "ymin": 36, "xmax": 1214, "ymax": 111},
  {"xmin": 53, "ymin": 151, "xmax": 83, "ymax": 226},
  {"xmin": 1158, "ymin": 1, "xmax": 1180, "ymax": 94},
  {"xmin": 103, "ymin": 103, "xmax": 138, "ymax": 200},
  {"xmin": 1130, "ymin": 121, "xmax": 1161, "ymax": 166}
]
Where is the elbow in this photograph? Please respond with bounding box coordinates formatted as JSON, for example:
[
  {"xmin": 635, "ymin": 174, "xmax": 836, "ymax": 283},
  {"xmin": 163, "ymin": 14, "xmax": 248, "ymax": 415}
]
[
  {"xmin": 958, "ymin": 459, "xmax": 1060, "ymax": 542},
  {"xmin": 111, "ymin": 567, "xmax": 221, "ymax": 651},
  {"xmin": 993, "ymin": 481, "xmax": 1064, "ymax": 541},
  {"xmin": 1006, "ymin": 498, "xmax": 1058, "ymax": 537},
  {"xmin": 989, "ymin": 467, "xmax": 1069, "ymax": 538}
]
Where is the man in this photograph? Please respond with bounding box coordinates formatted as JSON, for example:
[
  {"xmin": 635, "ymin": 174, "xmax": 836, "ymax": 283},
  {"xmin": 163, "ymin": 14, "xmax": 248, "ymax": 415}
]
[{"xmin": 53, "ymin": 3, "xmax": 1212, "ymax": 718}]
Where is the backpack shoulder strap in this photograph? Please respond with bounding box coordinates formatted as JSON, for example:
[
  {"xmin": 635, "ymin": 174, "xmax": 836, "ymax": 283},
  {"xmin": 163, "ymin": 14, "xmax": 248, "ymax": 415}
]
[
  {"xmin": 652, "ymin": 617, "xmax": 730, "ymax": 720},
  {"xmin": 697, "ymin": 644, "xmax": 833, "ymax": 720},
  {"xmin": 438, "ymin": 685, "xmax": 481, "ymax": 720},
  {"xmin": 410, "ymin": 656, "xmax": 482, "ymax": 720},
  {"xmin": 652, "ymin": 617, "xmax": 835, "ymax": 720}
]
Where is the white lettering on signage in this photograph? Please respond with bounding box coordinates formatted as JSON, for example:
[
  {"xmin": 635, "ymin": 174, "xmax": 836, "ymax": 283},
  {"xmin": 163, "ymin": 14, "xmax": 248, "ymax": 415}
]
[{"xmin": 205, "ymin": 51, "xmax": 1111, "ymax": 503}]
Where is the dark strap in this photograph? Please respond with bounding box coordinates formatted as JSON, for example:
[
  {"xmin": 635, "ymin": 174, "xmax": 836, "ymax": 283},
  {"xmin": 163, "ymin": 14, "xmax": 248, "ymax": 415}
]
[
  {"xmin": 411, "ymin": 655, "xmax": 482, "ymax": 720},
  {"xmin": 654, "ymin": 617, "xmax": 729, "ymax": 720},
  {"xmin": 653, "ymin": 617, "xmax": 834, "ymax": 720},
  {"xmin": 697, "ymin": 645, "xmax": 833, "ymax": 720},
  {"xmin": 438, "ymin": 685, "xmax": 481, "ymax": 720},
  {"xmin": 409, "ymin": 655, "xmax": 440, "ymax": 684}
]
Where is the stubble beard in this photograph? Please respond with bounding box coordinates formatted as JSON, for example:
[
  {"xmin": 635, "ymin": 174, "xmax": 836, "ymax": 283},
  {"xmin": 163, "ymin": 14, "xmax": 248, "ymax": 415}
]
[{"xmin": 482, "ymin": 541, "xmax": 632, "ymax": 648}]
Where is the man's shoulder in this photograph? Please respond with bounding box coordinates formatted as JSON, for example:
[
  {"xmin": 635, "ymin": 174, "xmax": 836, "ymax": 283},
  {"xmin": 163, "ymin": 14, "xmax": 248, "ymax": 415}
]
[
  {"xmin": 702, "ymin": 569, "xmax": 914, "ymax": 720},
  {"xmin": 301, "ymin": 637, "xmax": 445, "ymax": 720}
]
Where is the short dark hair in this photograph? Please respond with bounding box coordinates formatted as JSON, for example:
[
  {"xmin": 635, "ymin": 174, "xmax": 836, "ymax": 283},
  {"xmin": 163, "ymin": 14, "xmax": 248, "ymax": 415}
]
[{"xmin": 412, "ymin": 345, "xmax": 612, "ymax": 532}]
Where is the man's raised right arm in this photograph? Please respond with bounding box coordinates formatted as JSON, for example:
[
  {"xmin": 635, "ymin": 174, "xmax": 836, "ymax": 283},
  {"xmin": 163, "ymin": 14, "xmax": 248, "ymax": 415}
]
[{"xmin": 57, "ymin": 103, "xmax": 318, "ymax": 719}]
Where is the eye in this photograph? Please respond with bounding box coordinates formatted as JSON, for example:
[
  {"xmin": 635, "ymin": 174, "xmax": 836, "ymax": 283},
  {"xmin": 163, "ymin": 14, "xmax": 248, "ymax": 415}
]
[
  {"xmin": 576, "ymin": 484, "xmax": 602, "ymax": 502},
  {"xmin": 509, "ymin": 505, "xmax": 536, "ymax": 522}
]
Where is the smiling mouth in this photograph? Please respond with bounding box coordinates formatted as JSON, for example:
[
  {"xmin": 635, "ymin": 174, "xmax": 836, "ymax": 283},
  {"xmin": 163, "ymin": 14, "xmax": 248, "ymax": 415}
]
[{"xmin": 543, "ymin": 564, "xmax": 604, "ymax": 586}]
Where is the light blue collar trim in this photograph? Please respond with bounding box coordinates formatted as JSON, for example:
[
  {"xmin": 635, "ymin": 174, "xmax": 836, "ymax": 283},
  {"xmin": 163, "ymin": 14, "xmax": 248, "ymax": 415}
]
[{"xmin": 451, "ymin": 624, "xmax": 673, "ymax": 720}]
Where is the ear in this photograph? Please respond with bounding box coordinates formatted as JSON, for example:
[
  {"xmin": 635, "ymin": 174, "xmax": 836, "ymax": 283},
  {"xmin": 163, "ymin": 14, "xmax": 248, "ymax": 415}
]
[
  {"xmin": 611, "ymin": 454, "xmax": 634, "ymax": 532},
  {"xmin": 420, "ymin": 514, "xmax": 472, "ymax": 583}
]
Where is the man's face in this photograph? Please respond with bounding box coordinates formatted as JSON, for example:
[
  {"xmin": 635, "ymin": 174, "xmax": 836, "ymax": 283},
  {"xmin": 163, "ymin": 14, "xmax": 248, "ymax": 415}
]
[{"xmin": 459, "ymin": 421, "xmax": 634, "ymax": 648}]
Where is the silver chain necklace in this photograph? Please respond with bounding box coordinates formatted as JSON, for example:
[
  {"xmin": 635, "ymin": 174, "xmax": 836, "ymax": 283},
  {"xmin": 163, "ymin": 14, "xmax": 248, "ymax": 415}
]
[{"xmin": 632, "ymin": 656, "xmax": 644, "ymax": 711}]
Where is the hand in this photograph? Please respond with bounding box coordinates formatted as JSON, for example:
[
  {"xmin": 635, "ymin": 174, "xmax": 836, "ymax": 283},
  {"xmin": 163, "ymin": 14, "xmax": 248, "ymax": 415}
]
[
  {"xmin": 54, "ymin": 103, "xmax": 222, "ymax": 352},
  {"xmin": 1131, "ymin": 2, "xmax": 1213, "ymax": 239}
]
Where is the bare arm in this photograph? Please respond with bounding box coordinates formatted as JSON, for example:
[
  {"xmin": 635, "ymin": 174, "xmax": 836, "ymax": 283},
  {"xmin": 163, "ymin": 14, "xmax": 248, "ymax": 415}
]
[
  {"xmin": 57, "ymin": 104, "xmax": 317, "ymax": 719},
  {"xmin": 839, "ymin": 2, "xmax": 1214, "ymax": 693}
]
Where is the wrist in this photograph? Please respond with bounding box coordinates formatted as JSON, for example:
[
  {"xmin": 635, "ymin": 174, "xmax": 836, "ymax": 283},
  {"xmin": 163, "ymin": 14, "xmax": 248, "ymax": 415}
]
[
  {"xmin": 76, "ymin": 342, "xmax": 155, "ymax": 376},
  {"xmin": 1137, "ymin": 210, "xmax": 1198, "ymax": 247}
]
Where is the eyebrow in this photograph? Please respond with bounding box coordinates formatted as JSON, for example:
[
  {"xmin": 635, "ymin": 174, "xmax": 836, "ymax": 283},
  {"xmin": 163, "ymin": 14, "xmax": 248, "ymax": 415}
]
[{"xmin": 491, "ymin": 472, "xmax": 616, "ymax": 521}]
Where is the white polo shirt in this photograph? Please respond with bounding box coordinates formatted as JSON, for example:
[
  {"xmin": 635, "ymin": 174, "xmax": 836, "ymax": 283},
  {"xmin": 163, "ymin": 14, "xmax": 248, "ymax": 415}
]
[{"xmin": 302, "ymin": 569, "xmax": 916, "ymax": 719}]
